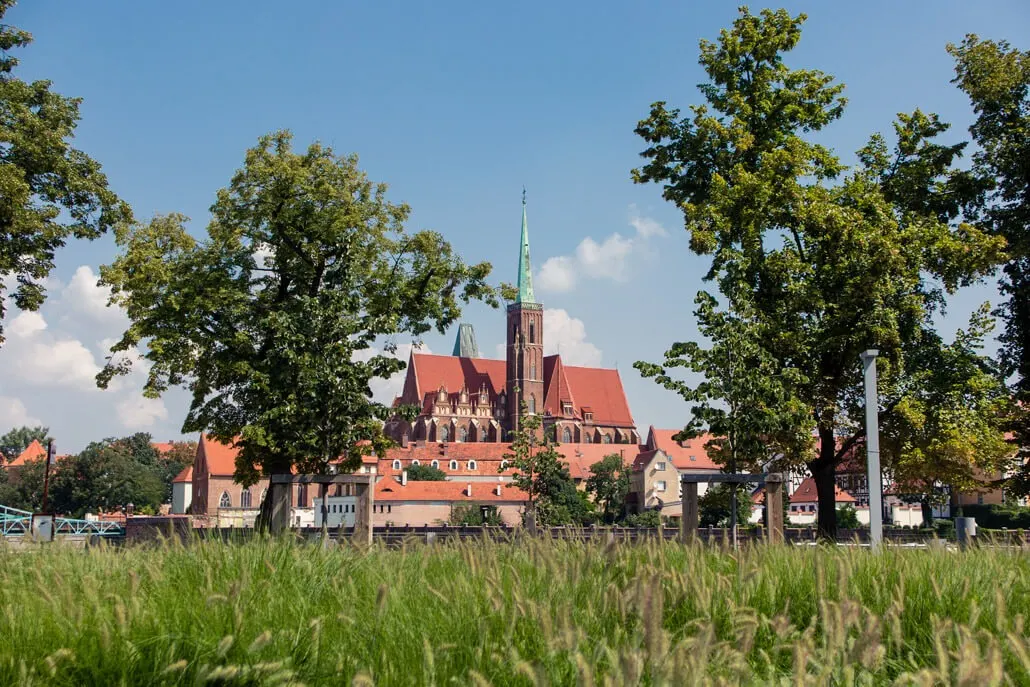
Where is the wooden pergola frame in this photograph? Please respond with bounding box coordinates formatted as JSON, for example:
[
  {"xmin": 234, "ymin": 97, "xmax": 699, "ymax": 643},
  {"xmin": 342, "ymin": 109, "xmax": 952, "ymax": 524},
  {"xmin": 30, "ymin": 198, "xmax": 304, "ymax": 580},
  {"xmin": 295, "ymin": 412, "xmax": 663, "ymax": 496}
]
[
  {"xmin": 270, "ymin": 473, "xmax": 375, "ymax": 545},
  {"xmin": 679, "ymin": 472, "xmax": 785, "ymax": 544}
]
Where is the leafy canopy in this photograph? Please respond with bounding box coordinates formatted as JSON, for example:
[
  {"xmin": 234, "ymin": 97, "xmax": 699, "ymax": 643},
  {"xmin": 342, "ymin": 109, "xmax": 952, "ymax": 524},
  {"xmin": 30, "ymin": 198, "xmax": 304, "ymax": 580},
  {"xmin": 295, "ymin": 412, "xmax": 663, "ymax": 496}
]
[
  {"xmin": 0, "ymin": 0, "xmax": 131, "ymax": 345},
  {"xmin": 406, "ymin": 463, "xmax": 447, "ymax": 482},
  {"xmin": 0, "ymin": 425, "xmax": 51, "ymax": 461},
  {"xmin": 584, "ymin": 453, "xmax": 630, "ymax": 524},
  {"xmin": 98, "ymin": 131, "xmax": 497, "ymax": 484}
]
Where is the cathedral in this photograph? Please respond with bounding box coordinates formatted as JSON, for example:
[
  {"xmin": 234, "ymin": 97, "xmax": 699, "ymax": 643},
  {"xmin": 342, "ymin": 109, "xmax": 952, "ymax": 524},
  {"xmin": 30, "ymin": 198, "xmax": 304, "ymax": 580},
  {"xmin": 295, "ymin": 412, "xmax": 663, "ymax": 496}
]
[{"xmin": 384, "ymin": 195, "xmax": 638, "ymax": 447}]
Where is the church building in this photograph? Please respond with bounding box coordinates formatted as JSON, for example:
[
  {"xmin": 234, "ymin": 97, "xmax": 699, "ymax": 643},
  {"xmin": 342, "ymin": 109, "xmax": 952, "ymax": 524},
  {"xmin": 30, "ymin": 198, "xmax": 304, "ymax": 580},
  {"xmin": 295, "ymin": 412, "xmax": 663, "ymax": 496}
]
[{"xmin": 384, "ymin": 194, "xmax": 638, "ymax": 447}]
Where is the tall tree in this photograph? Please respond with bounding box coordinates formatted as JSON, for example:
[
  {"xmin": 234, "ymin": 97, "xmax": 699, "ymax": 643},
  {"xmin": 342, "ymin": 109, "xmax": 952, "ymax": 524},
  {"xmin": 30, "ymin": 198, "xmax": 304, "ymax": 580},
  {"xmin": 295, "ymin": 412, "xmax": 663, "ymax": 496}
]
[
  {"xmin": 98, "ymin": 131, "xmax": 497, "ymax": 531},
  {"xmin": 50, "ymin": 439, "xmax": 165, "ymax": 517},
  {"xmin": 948, "ymin": 36, "xmax": 1030, "ymax": 493},
  {"xmin": 633, "ymin": 8, "xmax": 1003, "ymax": 538},
  {"xmin": 585, "ymin": 453, "xmax": 630, "ymax": 524},
  {"xmin": 699, "ymin": 483, "xmax": 753, "ymax": 528},
  {"xmin": 0, "ymin": 425, "xmax": 51, "ymax": 461},
  {"xmin": 0, "ymin": 0, "xmax": 131, "ymax": 345}
]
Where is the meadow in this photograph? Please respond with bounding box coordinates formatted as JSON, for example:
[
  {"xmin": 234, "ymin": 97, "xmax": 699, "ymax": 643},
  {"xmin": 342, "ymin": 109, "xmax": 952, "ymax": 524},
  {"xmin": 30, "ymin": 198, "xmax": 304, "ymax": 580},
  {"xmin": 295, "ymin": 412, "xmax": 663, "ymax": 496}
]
[{"xmin": 0, "ymin": 537, "xmax": 1028, "ymax": 686}]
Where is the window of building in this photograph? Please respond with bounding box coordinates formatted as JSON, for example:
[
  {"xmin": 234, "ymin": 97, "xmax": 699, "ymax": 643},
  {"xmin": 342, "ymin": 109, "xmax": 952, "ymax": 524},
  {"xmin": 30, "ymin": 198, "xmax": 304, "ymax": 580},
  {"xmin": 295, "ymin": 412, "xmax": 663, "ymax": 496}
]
[
  {"xmin": 562, "ymin": 402, "xmax": 573, "ymax": 416},
  {"xmin": 449, "ymin": 459, "xmax": 458, "ymax": 471},
  {"xmin": 460, "ymin": 427, "xmax": 468, "ymax": 442},
  {"xmin": 689, "ymin": 455, "xmax": 696, "ymax": 462},
  {"xmin": 530, "ymin": 362, "xmax": 536, "ymax": 380},
  {"xmin": 655, "ymin": 462, "xmax": 666, "ymax": 471},
  {"xmin": 655, "ymin": 481, "xmax": 667, "ymax": 492},
  {"xmin": 584, "ymin": 412, "xmax": 593, "ymax": 422},
  {"xmin": 601, "ymin": 434, "xmax": 611, "ymax": 444},
  {"xmin": 388, "ymin": 505, "xmax": 392, "ymax": 514},
  {"xmin": 562, "ymin": 427, "xmax": 572, "ymax": 443},
  {"xmin": 500, "ymin": 460, "xmax": 509, "ymax": 470},
  {"xmin": 530, "ymin": 322, "xmax": 535, "ymax": 343},
  {"xmin": 468, "ymin": 460, "xmax": 477, "ymax": 471},
  {"xmin": 528, "ymin": 395, "xmax": 536, "ymax": 414},
  {"xmin": 440, "ymin": 426, "xmax": 450, "ymax": 442},
  {"xmin": 584, "ymin": 434, "xmax": 592, "ymax": 444},
  {"xmin": 431, "ymin": 459, "xmax": 440, "ymax": 469},
  {"xmin": 298, "ymin": 484, "xmax": 308, "ymax": 507},
  {"xmin": 241, "ymin": 489, "xmax": 252, "ymax": 509},
  {"xmin": 392, "ymin": 459, "xmax": 402, "ymax": 470},
  {"xmin": 412, "ymin": 459, "xmax": 420, "ymax": 466},
  {"xmin": 219, "ymin": 491, "xmax": 231, "ymax": 509}
]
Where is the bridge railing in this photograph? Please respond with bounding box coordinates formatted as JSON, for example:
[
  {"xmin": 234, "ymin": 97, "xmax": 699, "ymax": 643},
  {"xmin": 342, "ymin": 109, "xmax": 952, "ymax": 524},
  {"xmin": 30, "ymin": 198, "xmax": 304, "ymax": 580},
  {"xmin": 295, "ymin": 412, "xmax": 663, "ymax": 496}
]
[{"xmin": 0, "ymin": 504, "xmax": 125, "ymax": 538}]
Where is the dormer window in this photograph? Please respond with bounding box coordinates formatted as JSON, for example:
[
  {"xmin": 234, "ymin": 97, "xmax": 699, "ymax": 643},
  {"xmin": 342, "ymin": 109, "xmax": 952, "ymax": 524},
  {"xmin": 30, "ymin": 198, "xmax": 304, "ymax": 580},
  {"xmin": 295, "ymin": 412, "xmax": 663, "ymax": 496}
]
[
  {"xmin": 584, "ymin": 411, "xmax": 593, "ymax": 422},
  {"xmin": 561, "ymin": 402, "xmax": 573, "ymax": 417}
]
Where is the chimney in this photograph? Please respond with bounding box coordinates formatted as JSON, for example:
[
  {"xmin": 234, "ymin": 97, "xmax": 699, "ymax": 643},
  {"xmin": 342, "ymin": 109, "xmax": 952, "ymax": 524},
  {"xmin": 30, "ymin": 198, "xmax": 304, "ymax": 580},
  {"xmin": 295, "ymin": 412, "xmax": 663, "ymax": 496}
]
[
  {"xmin": 401, "ymin": 470, "xmax": 408, "ymax": 486},
  {"xmin": 495, "ymin": 484, "xmax": 502, "ymax": 496},
  {"xmin": 466, "ymin": 483, "xmax": 473, "ymax": 497},
  {"xmin": 401, "ymin": 433, "xmax": 409, "ymax": 448}
]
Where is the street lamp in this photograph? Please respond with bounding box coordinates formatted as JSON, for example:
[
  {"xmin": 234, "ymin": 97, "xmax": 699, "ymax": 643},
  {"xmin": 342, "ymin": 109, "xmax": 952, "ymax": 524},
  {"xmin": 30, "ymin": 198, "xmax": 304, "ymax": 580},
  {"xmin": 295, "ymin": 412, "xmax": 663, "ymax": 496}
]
[{"xmin": 860, "ymin": 350, "xmax": 884, "ymax": 549}]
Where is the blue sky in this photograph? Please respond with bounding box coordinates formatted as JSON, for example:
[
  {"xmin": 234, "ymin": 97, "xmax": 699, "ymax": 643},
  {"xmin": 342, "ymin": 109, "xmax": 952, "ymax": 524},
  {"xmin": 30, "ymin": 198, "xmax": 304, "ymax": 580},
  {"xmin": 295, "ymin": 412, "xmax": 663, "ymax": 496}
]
[{"xmin": 2, "ymin": 0, "xmax": 1028, "ymax": 452}]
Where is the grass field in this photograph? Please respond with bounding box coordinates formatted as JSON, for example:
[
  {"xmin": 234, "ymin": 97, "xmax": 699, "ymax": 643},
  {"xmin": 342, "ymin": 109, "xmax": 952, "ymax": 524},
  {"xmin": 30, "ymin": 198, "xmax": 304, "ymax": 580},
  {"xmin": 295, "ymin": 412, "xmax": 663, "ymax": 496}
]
[{"xmin": 0, "ymin": 537, "xmax": 1028, "ymax": 685}]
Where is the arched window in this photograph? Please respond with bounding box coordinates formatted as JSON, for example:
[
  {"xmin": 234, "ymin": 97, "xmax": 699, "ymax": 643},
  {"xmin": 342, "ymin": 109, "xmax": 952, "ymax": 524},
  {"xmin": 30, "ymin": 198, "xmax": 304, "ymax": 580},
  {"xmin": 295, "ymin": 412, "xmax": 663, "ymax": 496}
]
[
  {"xmin": 528, "ymin": 395, "xmax": 536, "ymax": 414},
  {"xmin": 440, "ymin": 425, "xmax": 450, "ymax": 442},
  {"xmin": 585, "ymin": 434, "xmax": 592, "ymax": 444},
  {"xmin": 500, "ymin": 460, "xmax": 509, "ymax": 471},
  {"xmin": 241, "ymin": 489, "xmax": 252, "ymax": 509},
  {"xmin": 431, "ymin": 459, "xmax": 440, "ymax": 469},
  {"xmin": 601, "ymin": 434, "xmax": 611, "ymax": 444},
  {"xmin": 562, "ymin": 427, "xmax": 572, "ymax": 443},
  {"xmin": 530, "ymin": 322, "xmax": 535, "ymax": 343},
  {"xmin": 412, "ymin": 459, "xmax": 420, "ymax": 466},
  {"xmin": 468, "ymin": 460, "xmax": 477, "ymax": 471},
  {"xmin": 460, "ymin": 427, "xmax": 468, "ymax": 442},
  {"xmin": 219, "ymin": 491, "xmax": 232, "ymax": 508},
  {"xmin": 449, "ymin": 459, "xmax": 458, "ymax": 471},
  {"xmin": 392, "ymin": 459, "xmax": 402, "ymax": 470},
  {"xmin": 530, "ymin": 362, "xmax": 536, "ymax": 379}
]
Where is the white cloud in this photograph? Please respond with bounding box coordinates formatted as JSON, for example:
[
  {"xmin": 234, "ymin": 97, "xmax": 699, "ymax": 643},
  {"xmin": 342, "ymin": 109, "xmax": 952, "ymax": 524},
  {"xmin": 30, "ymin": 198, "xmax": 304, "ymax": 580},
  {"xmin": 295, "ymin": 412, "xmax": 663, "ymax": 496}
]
[
  {"xmin": 116, "ymin": 395, "xmax": 168, "ymax": 428},
  {"xmin": 0, "ymin": 396, "xmax": 41, "ymax": 426},
  {"xmin": 536, "ymin": 205, "xmax": 667, "ymax": 293},
  {"xmin": 5, "ymin": 325, "xmax": 101, "ymax": 391},
  {"xmin": 7, "ymin": 311, "xmax": 47, "ymax": 338},
  {"xmin": 61, "ymin": 266, "xmax": 126, "ymax": 325},
  {"xmin": 492, "ymin": 309, "xmax": 602, "ymax": 368}
]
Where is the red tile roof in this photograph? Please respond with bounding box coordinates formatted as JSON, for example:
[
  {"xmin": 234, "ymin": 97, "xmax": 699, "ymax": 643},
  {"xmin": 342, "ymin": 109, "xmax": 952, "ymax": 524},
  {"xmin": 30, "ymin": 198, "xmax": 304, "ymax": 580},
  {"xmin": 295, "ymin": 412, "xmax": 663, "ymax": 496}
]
[
  {"xmin": 790, "ymin": 477, "xmax": 856, "ymax": 504},
  {"xmin": 381, "ymin": 442, "xmax": 634, "ymax": 479},
  {"xmin": 561, "ymin": 364, "xmax": 634, "ymax": 427},
  {"xmin": 7, "ymin": 440, "xmax": 69, "ymax": 467},
  {"xmin": 152, "ymin": 442, "xmax": 180, "ymax": 454},
  {"xmin": 172, "ymin": 466, "xmax": 193, "ymax": 483},
  {"xmin": 375, "ymin": 476, "xmax": 527, "ymax": 503},
  {"xmin": 405, "ymin": 353, "xmax": 507, "ymax": 412},
  {"xmin": 198, "ymin": 435, "xmax": 379, "ymax": 477},
  {"xmin": 646, "ymin": 427, "xmax": 722, "ymax": 471}
]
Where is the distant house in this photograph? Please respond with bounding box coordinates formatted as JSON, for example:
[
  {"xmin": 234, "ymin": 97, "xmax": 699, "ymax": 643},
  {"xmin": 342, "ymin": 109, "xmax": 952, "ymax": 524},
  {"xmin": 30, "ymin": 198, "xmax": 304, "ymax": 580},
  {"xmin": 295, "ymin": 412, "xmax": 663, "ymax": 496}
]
[{"xmin": 171, "ymin": 466, "xmax": 193, "ymax": 514}]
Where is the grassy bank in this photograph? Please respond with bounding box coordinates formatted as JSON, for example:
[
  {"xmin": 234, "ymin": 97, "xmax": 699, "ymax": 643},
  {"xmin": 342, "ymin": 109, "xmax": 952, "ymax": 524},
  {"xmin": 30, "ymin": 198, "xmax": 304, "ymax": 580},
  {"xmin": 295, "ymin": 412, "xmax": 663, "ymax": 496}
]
[{"xmin": 0, "ymin": 537, "xmax": 1027, "ymax": 685}]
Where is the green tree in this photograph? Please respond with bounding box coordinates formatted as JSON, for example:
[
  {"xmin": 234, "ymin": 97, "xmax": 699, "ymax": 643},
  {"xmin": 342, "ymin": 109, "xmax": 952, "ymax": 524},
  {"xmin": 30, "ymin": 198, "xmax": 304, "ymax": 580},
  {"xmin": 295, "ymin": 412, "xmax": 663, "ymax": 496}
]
[
  {"xmin": 450, "ymin": 504, "xmax": 504, "ymax": 526},
  {"xmin": 0, "ymin": 458, "xmax": 46, "ymax": 511},
  {"xmin": 0, "ymin": 0, "xmax": 131, "ymax": 345},
  {"xmin": 699, "ymin": 483, "xmax": 753, "ymax": 528},
  {"xmin": 584, "ymin": 453, "xmax": 630, "ymax": 524},
  {"xmin": 633, "ymin": 8, "xmax": 1003, "ymax": 539},
  {"xmin": 948, "ymin": 36, "xmax": 1030, "ymax": 493},
  {"xmin": 406, "ymin": 463, "xmax": 447, "ymax": 481},
  {"xmin": 98, "ymin": 132, "xmax": 497, "ymax": 532},
  {"xmin": 0, "ymin": 425, "xmax": 51, "ymax": 461},
  {"xmin": 623, "ymin": 509, "xmax": 661, "ymax": 528},
  {"xmin": 49, "ymin": 439, "xmax": 165, "ymax": 517},
  {"xmin": 836, "ymin": 505, "xmax": 861, "ymax": 529}
]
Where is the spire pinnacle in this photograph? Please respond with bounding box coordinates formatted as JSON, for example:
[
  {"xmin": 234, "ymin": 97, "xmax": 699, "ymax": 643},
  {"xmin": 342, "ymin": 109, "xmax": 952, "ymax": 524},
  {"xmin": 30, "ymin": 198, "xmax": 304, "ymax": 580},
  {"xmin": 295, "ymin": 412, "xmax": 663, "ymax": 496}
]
[{"xmin": 516, "ymin": 189, "xmax": 535, "ymax": 304}]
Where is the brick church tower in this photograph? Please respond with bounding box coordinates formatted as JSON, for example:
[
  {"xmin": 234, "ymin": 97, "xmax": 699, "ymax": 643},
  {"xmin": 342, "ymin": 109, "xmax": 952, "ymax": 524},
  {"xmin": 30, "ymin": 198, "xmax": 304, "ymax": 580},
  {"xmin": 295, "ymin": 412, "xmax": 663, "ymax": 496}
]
[{"xmin": 506, "ymin": 191, "xmax": 544, "ymax": 434}]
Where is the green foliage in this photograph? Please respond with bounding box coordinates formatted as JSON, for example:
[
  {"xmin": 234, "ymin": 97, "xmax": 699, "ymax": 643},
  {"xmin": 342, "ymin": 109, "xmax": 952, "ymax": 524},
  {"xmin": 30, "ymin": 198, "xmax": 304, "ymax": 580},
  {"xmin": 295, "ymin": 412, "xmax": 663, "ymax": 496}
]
[
  {"xmin": 622, "ymin": 509, "xmax": 662, "ymax": 528},
  {"xmin": 3, "ymin": 539, "xmax": 1029, "ymax": 684},
  {"xmin": 949, "ymin": 36, "xmax": 1030, "ymax": 494},
  {"xmin": 836, "ymin": 504, "xmax": 861, "ymax": 529},
  {"xmin": 97, "ymin": 131, "xmax": 497, "ymax": 494},
  {"xmin": 50, "ymin": 437, "xmax": 166, "ymax": 516},
  {"xmin": 956, "ymin": 504, "xmax": 1030, "ymax": 530},
  {"xmin": 0, "ymin": 0, "xmax": 132, "ymax": 345},
  {"xmin": 0, "ymin": 425, "xmax": 51, "ymax": 461},
  {"xmin": 633, "ymin": 7, "xmax": 1006, "ymax": 539},
  {"xmin": 584, "ymin": 453, "xmax": 629, "ymax": 524},
  {"xmin": 699, "ymin": 483, "xmax": 753, "ymax": 528},
  {"xmin": 405, "ymin": 463, "xmax": 447, "ymax": 481},
  {"xmin": 0, "ymin": 458, "xmax": 46, "ymax": 511},
  {"xmin": 449, "ymin": 504, "xmax": 504, "ymax": 526},
  {"xmin": 505, "ymin": 406, "xmax": 590, "ymax": 526}
]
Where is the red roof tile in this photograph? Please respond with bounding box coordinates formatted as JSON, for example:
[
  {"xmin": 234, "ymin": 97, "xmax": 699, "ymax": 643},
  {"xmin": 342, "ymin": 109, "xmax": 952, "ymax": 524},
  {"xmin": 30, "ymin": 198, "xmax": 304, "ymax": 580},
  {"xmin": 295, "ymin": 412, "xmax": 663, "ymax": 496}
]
[
  {"xmin": 375, "ymin": 476, "xmax": 527, "ymax": 503},
  {"xmin": 404, "ymin": 353, "xmax": 507, "ymax": 412},
  {"xmin": 7, "ymin": 440, "xmax": 69, "ymax": 467},
  {"xmin": 381, "ymin": 442, "xmax": 634, "ymax": 479},
  {"xmin": 646, "ymin": 427, "xmax": 722, "ymax": 471},
  {"xmin": 562, "ymin": 365, "xmax": 634, "ymax": 427},
  {"xmin": 152, "ymin": 442, "xmax": 177, "ymax": 454},
  {"xmin": 197, "ymin": 436, "xmax": 379, "ymax": 477},
  {"xmin": 172, "ymin": 466, "xmax": 194, "ymax": 483},
  {"xmin": 790, "ymin": 477, "xmax": 855, "ymax": 504}
]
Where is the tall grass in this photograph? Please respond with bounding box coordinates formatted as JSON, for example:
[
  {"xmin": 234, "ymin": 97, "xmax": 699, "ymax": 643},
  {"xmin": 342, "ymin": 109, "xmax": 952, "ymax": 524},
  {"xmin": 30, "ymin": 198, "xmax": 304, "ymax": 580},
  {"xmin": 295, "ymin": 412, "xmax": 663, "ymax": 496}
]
[{"xmin": 0, "ymin": 536, "xmax": 1028, "ymax": 685}]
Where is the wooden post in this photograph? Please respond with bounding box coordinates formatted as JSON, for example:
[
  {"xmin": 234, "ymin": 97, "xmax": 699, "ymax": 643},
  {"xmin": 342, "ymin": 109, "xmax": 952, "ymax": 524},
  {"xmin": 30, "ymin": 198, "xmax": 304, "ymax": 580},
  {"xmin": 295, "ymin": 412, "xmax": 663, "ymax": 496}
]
[
  {"xmin": 353, "ymin": 480, "xmax": 373, "ymax": 547},
  {"xmin": 319, "ymin": 482, "xmax": 329, "ymax": 547},
  {"xmin": 766, "ymin": 473, "xmax": 784, "ymax": 544},
  {"xmin": 680, "ymin": 481, "xmax": 698, "ymax": 544}
]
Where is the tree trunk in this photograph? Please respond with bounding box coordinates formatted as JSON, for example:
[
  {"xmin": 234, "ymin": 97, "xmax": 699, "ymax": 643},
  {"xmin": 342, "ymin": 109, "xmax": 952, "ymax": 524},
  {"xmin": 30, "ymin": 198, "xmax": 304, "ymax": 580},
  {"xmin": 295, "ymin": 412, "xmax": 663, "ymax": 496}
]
[
  {"xmin": 812, "ymin": 426, "xmax": 839, "ymax": 542},
  {"xmin": 255, "ymin": 476, "xmax": 292, "ymax": 534}
]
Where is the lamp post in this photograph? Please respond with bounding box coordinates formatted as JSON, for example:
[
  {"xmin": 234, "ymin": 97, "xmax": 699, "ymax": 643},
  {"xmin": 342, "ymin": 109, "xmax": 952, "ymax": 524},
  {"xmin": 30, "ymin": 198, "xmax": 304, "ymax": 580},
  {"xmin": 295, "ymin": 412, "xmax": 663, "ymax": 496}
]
[{"xmin": 860, "ymin": 350, "xmax": 884, "ymax": 549}]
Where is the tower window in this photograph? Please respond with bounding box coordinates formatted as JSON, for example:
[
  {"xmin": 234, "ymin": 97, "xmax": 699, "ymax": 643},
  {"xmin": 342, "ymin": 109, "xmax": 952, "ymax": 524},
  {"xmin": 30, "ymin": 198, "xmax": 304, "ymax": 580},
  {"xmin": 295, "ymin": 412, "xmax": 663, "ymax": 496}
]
[
  {"xmin": 530, "ymin": 322, "xmax": 535, "ymax": 343},
  {"xmin": 562, "ymin": 427, "xmax": 572, "ymax": 443},
  {"xmin": 530, "ymin": 362, "xmax": 536, "ymax": 380},
  {"xmin": 528, "ymin": 395, "xmax": 536, "ymax": 415}
]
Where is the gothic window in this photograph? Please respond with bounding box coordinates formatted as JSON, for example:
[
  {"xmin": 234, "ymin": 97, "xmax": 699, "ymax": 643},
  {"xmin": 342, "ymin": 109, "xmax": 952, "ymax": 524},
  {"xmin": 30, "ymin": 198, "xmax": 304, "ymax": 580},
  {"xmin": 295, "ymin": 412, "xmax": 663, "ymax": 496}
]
[
  {"xmin": 601, "ymin": 434, "xmax": 611, "ymax": 444},
  {"xmin": 530, "ymin": 322, "xmax": 535, "ymax": 343},
  {"xmin": 562, "ymin": 427, "xmax": 572, "ymax": 443},
  {"xmin": 219, "ymin": 491, "xmax": 231, "ymax": 509},
  {"xmin": 460, "ymin": 427, "xmax": 468, "ymax": 442},
  {"xmin": 528, "ymin": 395, "xmax": 536, "ymax": 414},
  {"xmin": 530, "ymin": 361, "xmax": 536, "ymax": 379},
  {"xmin": 440, "ymin": 425, "xmax": 450, "ymax": 442},
  {"xmin": 241, "ymin": 489, "xmax": 252, "ymax": 509},
  {"xmin": 585, "ymin": 434, "xmax": 592, "ymax": 444}
]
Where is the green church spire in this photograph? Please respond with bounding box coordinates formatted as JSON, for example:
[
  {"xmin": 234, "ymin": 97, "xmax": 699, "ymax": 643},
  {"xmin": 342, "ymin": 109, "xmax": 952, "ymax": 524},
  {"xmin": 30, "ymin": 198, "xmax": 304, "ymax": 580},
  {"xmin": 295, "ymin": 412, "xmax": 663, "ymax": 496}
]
[{"xmin": 516, "ymin": 188, "xmax": 535, "ymax": 304}]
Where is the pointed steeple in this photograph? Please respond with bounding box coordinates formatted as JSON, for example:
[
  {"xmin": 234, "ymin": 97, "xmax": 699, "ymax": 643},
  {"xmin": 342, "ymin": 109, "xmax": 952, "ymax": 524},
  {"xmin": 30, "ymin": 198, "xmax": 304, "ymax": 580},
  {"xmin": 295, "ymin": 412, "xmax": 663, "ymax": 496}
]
[{"xmin": 516, "ymin": 188, "xmax": 535, "ymax": 304}]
